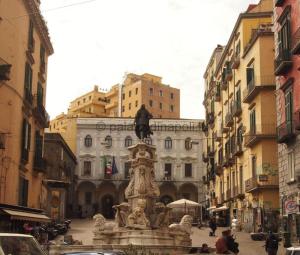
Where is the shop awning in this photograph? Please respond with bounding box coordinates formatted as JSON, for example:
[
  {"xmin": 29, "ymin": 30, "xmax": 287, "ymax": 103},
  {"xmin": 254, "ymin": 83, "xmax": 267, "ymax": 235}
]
[
  {"xmin": 2, "ymin": 209, "xmax": 51, "ymax": 222},
  {"xmin": 214, "ymin": 206, "xmax": 229, "ymax": 212},
  {"xmin": 206, "ymin": 206, "xmax": 216, "ymax": 211}
]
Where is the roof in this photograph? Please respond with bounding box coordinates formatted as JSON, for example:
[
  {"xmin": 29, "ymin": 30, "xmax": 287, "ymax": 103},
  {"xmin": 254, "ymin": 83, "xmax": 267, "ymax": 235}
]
[{"xmin": 1, "ymin": 209, "xmax": 51, "ymax": 222}]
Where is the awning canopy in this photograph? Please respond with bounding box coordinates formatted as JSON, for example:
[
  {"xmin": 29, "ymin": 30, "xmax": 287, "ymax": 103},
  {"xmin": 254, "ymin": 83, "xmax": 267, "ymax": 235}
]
[
  {"xmin": 213, "ymin": 206, "xmax": 229, "ymax": 212},
  {"xmin": 167, "ymin": 199, "xmax": 201, "ymax": 208},
  {"xmin": 207, "ymin": 206, "xmax": 216, "ymax": 211},
  {"xmin": 2, "ymin": 209, "xmax": 51, "ymax": 223}
]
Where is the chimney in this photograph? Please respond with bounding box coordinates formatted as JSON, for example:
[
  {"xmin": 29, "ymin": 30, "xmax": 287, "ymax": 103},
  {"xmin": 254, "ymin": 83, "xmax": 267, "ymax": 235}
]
[{"xmin": 94, "ymin": 85, "xmax": 99, "ymax": 92}]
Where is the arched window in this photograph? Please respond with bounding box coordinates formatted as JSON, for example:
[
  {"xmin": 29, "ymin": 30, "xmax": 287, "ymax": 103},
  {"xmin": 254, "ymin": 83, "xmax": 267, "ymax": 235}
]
[
  {"xmin": 145, "ymin": 137, "xmax": 152, "ymax": 145},
  {"xmin": 84, "ymin": 135, "xmax": 92, "ymax": 147},
  {"xmin": 185, "ymin": 137, "xmax": 192, "ymax": 150},
  {"xmin": 165, "ymin": 137, "xmax": 172, "ymax": 149},
  {"xmin": 105, "ymin": 135, "xmax": 112, "ymax": 147},
  {"xmin": 125, "ymin": 136, "xmax": 132, "ymax": 147}
]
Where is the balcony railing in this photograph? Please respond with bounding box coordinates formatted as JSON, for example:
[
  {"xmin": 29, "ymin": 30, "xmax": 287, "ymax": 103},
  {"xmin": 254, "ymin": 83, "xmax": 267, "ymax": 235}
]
[
  {"xmin": 292, "ymin": 27, "xmax": 300, "ymax": 55},
  {"xmin": 213, "ymin": 131, "xmax": 222, "ymax": 142},
  {"xmin": 225, "ymin": 68, "xmax": 233, "ymax": 82},
  {"xmin": 207, "ymin": 113, "xmax": 215, "ymax": 126},
  {"xmin": 214, "ymin": 85, "xmax": 221, "ymax": 102},
  {"xmin": 295, "ymin": 110, "xmax": 300, "ymax": 131},
  {"xmin": 207, "ymin": 146, "xmax": 215, "ymax": 158},
  {"xmin": 221, "ymin": 80, "xmax": 228, "ymax": 91},
  {"xmin": 221, "ymin": 122, "xmax": 229, "ymax": 134},
  {"xmin": 275, "ymin": 0, "xmax": 285, "ymax": 7},
  {"xmin": 202, "ymin": 152, "xmax": 209, "ymax": 163},
  {"xmin": 245, "ymin": 175, "xmax": 279, "ymax": 193},
  {"xmin": 33, "ymin": 156, "xmax": 47, "ymax": 173},
  {"xmin": 232, "ymin": 100, "xmax": 242, "ymax": 117},
  {"xmin": 33, "ymin": 95, "xmax": 50, "ymax": 128},
  {"xmin": 222, "ymin": 153, "xmax": 234, "ymax": 167},
  {"xmin": 231, "ymin": 54, "xmax": 240, "ymax": 69},
  {"xmin": 242, "ymin": 76, "xmax": 275, "ymax": 103},
  {"xmin": 215, "ymin": 163, "xmax": 223, "ymax": 176},
  {"xmin": 233, "ymin": 142, "xmax": 243, "ymax": 156},
  {"xmin": 274, "ymin": 48, "xmax": 293, "ymax": 76},
  {"xmin": 244, "ymin": 125, "xmax": 276, "ymax": 147},
  {"xmin": 24, "ymin": 89, "xmax": 33, "ymax": 106},
  {"xmin": 277, "ymin": 120, "xmax": 295, "ymax": 144},
  {"xmin": 225, "ymin": 112, "xmax": 234, "ymax": 127}
]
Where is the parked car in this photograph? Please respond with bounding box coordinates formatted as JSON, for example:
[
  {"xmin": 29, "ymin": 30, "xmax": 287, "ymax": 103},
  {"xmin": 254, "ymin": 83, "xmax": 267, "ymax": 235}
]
[
  {"xmin": 0, "ymin": 233, "xmax": 46, "ymax": 255},
  {"xmin": 286, "ymin": 247, "xmax": 300, "ymax": 255},
  {"xmin": 62, "ymin": 252, "xmax": 125, "ymax": 255}
]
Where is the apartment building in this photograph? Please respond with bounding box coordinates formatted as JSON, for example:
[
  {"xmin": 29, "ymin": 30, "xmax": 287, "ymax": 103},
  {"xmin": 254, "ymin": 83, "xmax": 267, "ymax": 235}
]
[
  {"xmin": 203, "ymin": 0, "xmax": 279, "ymax": 232},
  {"xmin": 0, "ymin": 0, "xmax": 53, "ymax": 229},
  {"xmin": 274, "ymin": 0, "xmax": 300, "ymax": 241}
]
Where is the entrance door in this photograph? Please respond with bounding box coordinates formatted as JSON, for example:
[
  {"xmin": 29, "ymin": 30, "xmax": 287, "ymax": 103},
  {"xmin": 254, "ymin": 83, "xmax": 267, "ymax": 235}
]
[{"xmin": 101, "ymin": 195, "xmax": 114, "ymax": 219}]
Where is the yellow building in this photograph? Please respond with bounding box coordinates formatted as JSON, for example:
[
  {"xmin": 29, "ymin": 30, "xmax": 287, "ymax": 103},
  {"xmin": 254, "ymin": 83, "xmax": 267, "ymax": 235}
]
[
  {"xmin": 49, "ymin": 73, "xmax": 180, "ymax": 153},
  {"xmin": 203, "ymin": 0, "xmax": 279, "ymax": 232},
  {"xmin": 0, "ymin": 0, "xmax": 53, "ymax": 220}
]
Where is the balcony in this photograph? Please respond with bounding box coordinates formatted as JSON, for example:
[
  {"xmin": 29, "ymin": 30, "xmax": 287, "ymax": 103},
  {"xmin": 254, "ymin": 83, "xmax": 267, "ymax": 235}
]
[
  {"xmin": 225, "ymin": 68, "xmax": 233, "ymax": 82},
  {"xmin": 33, "ymin": 95, "xmax": 50, "ymax": 128},
  {"xmin": 277, "ymin": 120, "xmax": 295, "ymax": 144},
  {"xmin": 105, "ymin": 101, "xmax": 118, "ymax": 110},
  {"xmin": 244, "ymin": 125, "xmax": 276, "ymax": 147},
  {"xmin": 295, "ymin": 110, "xmax": 300, "ymax": 130},
  {"xmin": 225, "ymin": 112, "xmax": 234, "ymax": 127},
  {"xmin": 215, "ymin": 163, "xmax": 223, "ymax": 176},
  {"xmin": 207, "ymin": 146, "xmax": 215, "ymax": 158},
  {"xmin": 231, "ymin": 55, "xmax": 240, "ymax": 69},
  {"xmin": 207, "ymin": 113, "xmax": 215, "ymax": 126},
  {"xmin": 274, "ymin": 49, "xmax": 293, "ymax": 76},
  {"xmin": 213, "ymin": 131, "xmax": 222, "ymax": 142},
  {"xmin": 243, "ymin": 76, "xmax": 275, "ymax": 103},
  {"xmin": 202, "ymin": 122, "xmax": 208, "ymax": 132},
  {"xmin": 214, "ymin": 85, "xmax": 221, "ymax": 102},
  {"xmin": 292, "ymin": 27, "xmax": 300, "ymax": 55},
  {"xmin": 274, "ymin": 0, "xmax": 285, "ymax": 7},
  {"xmin": 202, "ymin": 152, "xmax": 209, "ymax": 163},
  {"xmin": 233, "ymin": 142, "xmax": 243, "ymax": 156},
  {"xmin": 232, "ymin": 100, "xmax": 242, "ymax": 117},
  {"xmin": 33, "ymin": 156, "xmax": 47, "ymax": 173},
  {"xmin": 245, "ymin": 175, "xmax": 279, "ymax": 193},
  {"xmin": 222, "ymin": 153, "xmax": 234, "ymax": 167},
  {"xmin": 24, "ymin": 89, "xmax": 33, "ymax": 106},
  {"xmin": 221, "ymin": 80, "xmax": 228, "ymax": 91}
]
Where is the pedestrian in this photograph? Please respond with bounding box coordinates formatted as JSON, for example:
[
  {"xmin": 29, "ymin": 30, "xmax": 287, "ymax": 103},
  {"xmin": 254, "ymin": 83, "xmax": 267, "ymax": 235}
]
[
  {"xmin": 199, "ymin": 243, "xmax": 210, "ymax": 253},
  {"xmin": 225, "ymin": 229, "xmax": 239, "ymax": 254},
  {"xmin": 209, "ymin": 217, "xmax": 217, "ymax": 236},
  {"xmin": 216, "ymin": 230, "xmax": 229, "ymax": 254},
  {"xmin": 265, "ymin": 231, "xmax": 279, "ymax": 255}
]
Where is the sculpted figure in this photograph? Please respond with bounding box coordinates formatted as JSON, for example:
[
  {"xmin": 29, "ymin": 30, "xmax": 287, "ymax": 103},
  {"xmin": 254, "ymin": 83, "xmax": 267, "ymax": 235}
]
[
  {"xmin": 169, "ymin": 215, "xmax": 193, "ymax": 235},
  {"xmin": 134, "ymin": 104, "xmax": 153, "ymax": 140},
  {"xmin": 153, "ymin": 202, "xmax": 171, "ymax": 228},
  {"xmin": 126, "ymin": 199, "xmax": 150, "ymax": 230},
  {"xmin": 113, "ymin": 202, "xmax": 130, "ymax": 227},
  {"xmin": 125, "ymin": 167, "xmax": 134, "ymax": 197},
  {"xmin": 93, "ymin": 214, "xmax": 117, "ymax": 234}
]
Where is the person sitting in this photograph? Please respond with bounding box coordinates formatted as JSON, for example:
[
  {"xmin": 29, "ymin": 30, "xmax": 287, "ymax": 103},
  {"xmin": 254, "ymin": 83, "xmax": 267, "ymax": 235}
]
[
  {"xmin": 199, "ymin": 243, "xmax": 210, "ymax": 253},
  {"xmin": 216, "ymin": 230, "xmax": 229, "ymax": 254},
  {"xmin": 225, "ymin": 231, "xmax": 239, "ymax": 254}
]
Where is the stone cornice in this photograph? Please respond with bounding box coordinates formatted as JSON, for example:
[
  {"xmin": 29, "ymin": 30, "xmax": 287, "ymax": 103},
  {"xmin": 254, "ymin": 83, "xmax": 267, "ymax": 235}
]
[{"xmin": 23, "ymin": 0, "xmax": 54, "ymax": 55}]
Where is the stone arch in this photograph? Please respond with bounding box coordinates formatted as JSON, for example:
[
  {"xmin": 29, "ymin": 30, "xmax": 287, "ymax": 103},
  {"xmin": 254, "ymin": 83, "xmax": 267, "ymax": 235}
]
[
  {"xmin": 76, "ymin": 181, "xmax": 97, "ymax": 218},
  {"xmin": 159, "ymin": 182, "xmax": 177, "ymax": 204},
  {"xmin": 96, "ymin": 181, "xmax": 118, "ymax": 219},
  {"xmin": 178, "ymin": 182, "xmax": 198, "ymax": 202}
]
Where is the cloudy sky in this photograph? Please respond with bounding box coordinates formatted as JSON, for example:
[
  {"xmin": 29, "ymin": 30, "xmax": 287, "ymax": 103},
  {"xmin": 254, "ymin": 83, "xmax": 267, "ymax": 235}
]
[{"xmin": 41, "ymin": 0, "xmax": 259, "ymax": 120}]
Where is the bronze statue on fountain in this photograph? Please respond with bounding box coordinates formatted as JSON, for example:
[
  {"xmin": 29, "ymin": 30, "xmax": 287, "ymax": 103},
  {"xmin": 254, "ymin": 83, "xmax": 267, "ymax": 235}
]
[{"xmin": 134, "ymin": 104, "xmax": 153, "ymax": 140}]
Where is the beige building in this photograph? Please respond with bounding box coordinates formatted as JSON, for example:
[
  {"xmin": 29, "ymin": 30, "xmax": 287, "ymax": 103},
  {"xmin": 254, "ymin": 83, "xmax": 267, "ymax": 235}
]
[
  {"xmin": 49, "ymin": 73, "xmax": 180, "ymax": 153},
  {"xmin": 203, "ymin": 0, "xmax": 279, "ymax": 232},
  {"xmin": 0, "ymin": 0, "xmax": 53, "ymax": 227}
]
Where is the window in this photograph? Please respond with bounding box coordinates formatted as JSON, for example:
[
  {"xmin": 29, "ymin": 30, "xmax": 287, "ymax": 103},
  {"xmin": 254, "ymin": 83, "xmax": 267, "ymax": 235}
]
[
  {"xmin": 278, "ymin": 9, "xmax": 291, "ymax": 58},
  {"xmin": 135, "ymin": 88, "xmax": 138, "ymax": 94},
  {"xmin": 122, "ymin": 106, "xmax": 125, "ymax": 112},
  {"xmin": 251, "ymin": 156, "xmax": 257, "ymax": 177},
  {"xmin": 250, "ymin": 109, "xmax": 256, "ymax": 134},
  {"xmin": 105, "ymin": 135, "xmax": 112, "ymax": 147},
  {"xmin": 129, "ymin": 90, "xmax": 132, "ymax": 97},
  {"xmin": 18, "ymin": 177, "xmax": 28, "ymax": 207},
  {"xmin": 239, "ymin": 166, "xmax": 243, "ymax": 193},
  {"xmin": 37, "ymin": 82, "xmax": 43, "ymax": 107},
  {"xmin": 89, "ymin": 96, "xmax": 92, "ymax": 100},
  {"xmin": 85, "ymin": 192, "xmax": 92, "ymax": 205},
  {"xmin": 129, "ymin": 103, "xmax": 131, "ymax": 110},
  {"xmin": 236, "ymin": 88, "xmax": 241, "ymax": 105},
  {"xmin": 122, "ymin": 94, "xmax": 125, "ymax": 100},
  {"xmin": 164, "ymin": 163, "xmax": 172, "ymax": 177},
  {"xmin": 246, "ymin": 67, "xmax": 254, "ymax": 89},
  {"xmin": 83, "ymin": 98, "xmax": 86, "ymax": 103},
  {"xmin": 165, "ymin": 137, "xmax": 172, "ymax": 149},
  {"xmin": 28, "ymin": 19, "xmax": 34, "ymax": 51},
  {"xmin": 145, "ymin": 137, "xmax": 152, "ymax": 145},
  {"xmin": 125, "ymin": 136, "xmax": 132, "ymax": 147},
  {"xmin": 135, "ymin": 100, "xmax": 138, "ymax": 107},
  {"xmin": 24, "ymin": 63, "xmax": 33, "ymax": 102},
  {"xmin": 40, "ymin": 44, "xmax": 45, "ymax": 66},
  {"xmin": 237, "ymin": 125, "xmax": 243, "ymax": 145},
  {"xmin": 159, "ymin": 90, "xmax": 163, "ymax": 96},
  {"xmin": 235, "ymin": 41, "xmax": 241, "ymax": 56},
  {"xmin": 124, "ymin": 162, "xmax": 131, "ymax": 179},
  {"xmin": 83, "ymin": 161, "xmax": 91, "ymax": 176},
  {"xmin": 288, "ymin": 151, "xmax": 295, "ymax": 181},
  {"xmin": 149, "ymin": 100, "xmax": 153, "ymax": 107},
  {"xmin": 170, "ymin": 105, "xmax": 174, "ymax": 112},
  {"xmin": 285, "ymin": 89, "xmax": 293, "ymax": 124},
  {"xmin": 21, "ymin": 119, "xmax": 31, "ymax": 162},
  {"xmin": 185, "ymin": 138, "xmax": 192, "ymax": 150},
  {"xmin": 77, "ymin": 101, "xmax": 80, "ymax": 106},
  {"xmin": 170, "ymin": 93, "xmax": 174, "ymax": 99},
  {"xmin": 84, "ymin": 135, "xmax": 92, "ymax": 147},
  {"xmin": 34, "ymin": 131, "xmax": 43, "ymax": 164},
  {"xmin": 218, "ymin": 147, "xmax": 223, "ymax": 165},
  {"xmin": 185, "ymin": 163, "xmax": 192, "ymax": 177},
  {"xmin": 149, "ymin": 88, "xmax": 153, "ymax": 96},
  {"xmin": 159, "ymin": 102, "xmax": 162, "ymax": 110}
]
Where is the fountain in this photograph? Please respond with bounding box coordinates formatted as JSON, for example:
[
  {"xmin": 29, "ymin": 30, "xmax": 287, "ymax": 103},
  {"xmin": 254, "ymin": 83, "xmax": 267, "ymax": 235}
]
[{"xmin": 93, "ymin": 142, "xmax": 192, "ymax": 254}]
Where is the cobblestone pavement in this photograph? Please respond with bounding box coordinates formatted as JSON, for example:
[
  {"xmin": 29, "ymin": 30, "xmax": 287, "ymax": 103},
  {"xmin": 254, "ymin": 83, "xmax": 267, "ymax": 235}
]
[{"xmin": 68, "ymin": 219, "xmax": 286, "ymax": 255}]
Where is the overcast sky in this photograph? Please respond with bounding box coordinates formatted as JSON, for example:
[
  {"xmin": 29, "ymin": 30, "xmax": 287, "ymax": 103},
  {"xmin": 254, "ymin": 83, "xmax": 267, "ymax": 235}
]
[{"xmin": 41, "ymin": 0, "xmax": 259, "ymax": 120}]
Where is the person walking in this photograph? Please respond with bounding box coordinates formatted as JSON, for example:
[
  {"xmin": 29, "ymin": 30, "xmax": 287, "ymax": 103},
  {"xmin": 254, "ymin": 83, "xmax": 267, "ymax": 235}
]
[
  {"xmin": 209, "ymin": 217, "xmax": 217, "ymax": 236},
  {"xmin": 265, "ymin": 231, "xmax": 279, "ymax": 255}
]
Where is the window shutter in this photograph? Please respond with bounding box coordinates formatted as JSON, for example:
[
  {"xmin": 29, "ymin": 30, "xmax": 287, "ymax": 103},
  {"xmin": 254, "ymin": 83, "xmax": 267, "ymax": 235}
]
[{"xmin": 23, "ymin": 179, "xmax": 29, "ymax": 206}]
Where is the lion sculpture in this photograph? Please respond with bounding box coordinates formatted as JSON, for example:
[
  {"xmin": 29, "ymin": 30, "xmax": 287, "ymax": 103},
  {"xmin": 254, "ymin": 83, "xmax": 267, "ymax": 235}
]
[
  {"xmin": 169, "ymin": 215, "xmax": 193, "ymax": 235},
  {"xmin": 93, "ymin": 213, "xmax": 117, "ymax": 234}
]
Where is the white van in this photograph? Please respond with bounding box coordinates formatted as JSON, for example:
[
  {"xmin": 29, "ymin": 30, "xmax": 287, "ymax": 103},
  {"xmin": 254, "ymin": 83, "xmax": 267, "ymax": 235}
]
[{"xmin": 0, "ymin": 233, "xmax": 46, "ymax": 255}]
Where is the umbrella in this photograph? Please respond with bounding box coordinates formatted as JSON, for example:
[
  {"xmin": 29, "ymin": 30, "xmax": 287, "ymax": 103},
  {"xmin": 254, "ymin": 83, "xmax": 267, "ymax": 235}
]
[{"xmin": 167, "ymin": 199, "xmax": 201, "ymax": 214}]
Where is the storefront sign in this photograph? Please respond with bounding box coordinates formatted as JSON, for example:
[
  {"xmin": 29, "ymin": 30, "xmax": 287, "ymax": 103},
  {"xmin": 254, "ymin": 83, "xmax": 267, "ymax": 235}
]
[{"xmin": 285, "ymin": 200, "xmax": 298, "ymax": 214}]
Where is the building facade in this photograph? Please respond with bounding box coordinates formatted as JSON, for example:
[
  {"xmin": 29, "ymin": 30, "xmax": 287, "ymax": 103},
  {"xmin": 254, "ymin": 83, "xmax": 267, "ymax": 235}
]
[
  {"xmin": 274, "ymin": 0, "xmax": 300, "ymax": 241},
  {"xmin": 74, "ymin": 117, "xmax": 204, "ymax": 219},
  {"xmin": 0, "ymin": 0, "xmax": 53, "ymax": 220},
  {"xmin": 44, "ymin": 133, "xmax": 77, "ymax": 221},
  {"xmin": 203, "ymin": 0, "xmax": 280, "ymax": 232}
]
